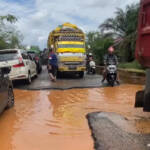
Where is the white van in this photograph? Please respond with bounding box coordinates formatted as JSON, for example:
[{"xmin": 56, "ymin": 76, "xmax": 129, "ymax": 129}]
[{"xmin": 0, "ymin": 49, "xmax": 37, "ymax": 84}]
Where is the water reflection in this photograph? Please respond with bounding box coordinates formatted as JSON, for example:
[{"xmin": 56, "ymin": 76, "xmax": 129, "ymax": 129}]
[{"xmin": 0, "ymin": 85, "xmax": 149, "ymax": 150}]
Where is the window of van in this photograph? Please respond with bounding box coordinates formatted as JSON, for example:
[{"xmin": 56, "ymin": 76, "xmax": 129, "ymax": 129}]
[{"xmin": 0, "ymin": 51, "xmax": 18, "ymax": 61}]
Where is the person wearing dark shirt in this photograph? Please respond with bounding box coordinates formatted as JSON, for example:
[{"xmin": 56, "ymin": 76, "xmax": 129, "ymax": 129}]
[
  {"xmin": 48, "ymin": 49, "xmax": 58, "ymax": 82},
  {"xmin": 102, "ymin": 46, "xmax": 120, "ymax": 84}
]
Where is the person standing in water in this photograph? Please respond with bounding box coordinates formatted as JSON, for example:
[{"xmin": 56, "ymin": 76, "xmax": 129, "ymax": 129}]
[{"xmin": 48, "ymin": 48, "xmax": 58, "ymax": 82}]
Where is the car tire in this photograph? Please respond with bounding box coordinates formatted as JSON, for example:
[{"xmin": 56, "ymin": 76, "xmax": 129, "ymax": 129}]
[
  {"xmin": 35, "ymin": 69, "xmax": 38, "ymax": 78},
  {"xmin": 6, "ymin": 88, "xmax": 14, "ymax": 109},
  {"xmin": 27, "ymin": 72, "xmax": 31, "ymax": 84}
]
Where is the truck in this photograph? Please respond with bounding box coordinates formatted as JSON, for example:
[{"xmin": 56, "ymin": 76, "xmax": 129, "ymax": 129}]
[
  {"xmin": 47, "ymin": 23, "xmax": 86, "ymax": 78},
  {"xmin": 135, "ymin": 0, "xmax": 150, "ymax": 112}
]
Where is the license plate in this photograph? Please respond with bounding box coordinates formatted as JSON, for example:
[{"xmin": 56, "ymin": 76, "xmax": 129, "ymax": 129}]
[{"xmin": 69, "ymin": 66, "xmax": 77, "ymax": 70}]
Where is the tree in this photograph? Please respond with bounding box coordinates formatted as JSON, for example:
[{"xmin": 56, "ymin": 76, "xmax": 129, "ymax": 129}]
[
  {"xmin": 0, "ymin": 14, "xmax": 23, "ymax": 50},
  {"xmin": 0, "ymin": 14, "xmax": 17, "ymax": 23},
  {"xmin": 99, "ymin": 3, "xmax": 139, "ymax": 62},
  {"xmin": 29, "ymin": 45, "xmax": 41, "ymax": 54},
  {"xmin": 86, "ymin": 32, "xmax": 113, "ymax": 65}
]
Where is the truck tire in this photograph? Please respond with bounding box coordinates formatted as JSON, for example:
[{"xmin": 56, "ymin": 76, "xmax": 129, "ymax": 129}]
[
  {"xmin": 143, "ymin": 69, "xmax": 150, "ymax": 112},
  {"xmin": 57, "ymin": 71, "xmax": 61, "ymax": 78},
  {"xmin": 79, "ymin": 71, "xmax": 84, "ymax": 78}
]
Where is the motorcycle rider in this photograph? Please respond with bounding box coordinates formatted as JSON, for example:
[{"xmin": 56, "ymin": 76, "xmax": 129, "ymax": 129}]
[
  {"xmin": 89, "ymin": 56, "xmax": 96, "ymax": 74},
  {"xmin": 101, "ymin": 46, "xmax": 120, "ymax": 84},
  {"xmin": 86, "ymin": 53, "xmax": 93, "ymax": 74}
]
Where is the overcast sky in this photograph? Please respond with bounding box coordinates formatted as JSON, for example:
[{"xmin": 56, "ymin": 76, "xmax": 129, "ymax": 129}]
[{"xmin": 0, "ymin": 0, "xmax": 139, "ymax": 49}]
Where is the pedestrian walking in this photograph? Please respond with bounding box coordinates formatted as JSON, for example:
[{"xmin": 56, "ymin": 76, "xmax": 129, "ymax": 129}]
[{"xmin": 48, "ymin": 48, "xmax": 58, "ymax": 82}]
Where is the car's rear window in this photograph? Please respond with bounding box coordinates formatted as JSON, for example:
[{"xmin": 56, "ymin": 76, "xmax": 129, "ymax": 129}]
[{"xmin": 0, "ymin": 51, "xmax": 18, "ymax": 61}]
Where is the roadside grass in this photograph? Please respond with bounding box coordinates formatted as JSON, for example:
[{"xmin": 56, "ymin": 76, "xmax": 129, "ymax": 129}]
[{"xmin": 118, "ymin": 60, "xmax": 146, "ymax": 74}]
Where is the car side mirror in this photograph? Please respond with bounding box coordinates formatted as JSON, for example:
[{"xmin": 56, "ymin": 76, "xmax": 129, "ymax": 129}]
[{"xmin": 1, "ymin": 67, "xmax": 11, "ymax": 74}]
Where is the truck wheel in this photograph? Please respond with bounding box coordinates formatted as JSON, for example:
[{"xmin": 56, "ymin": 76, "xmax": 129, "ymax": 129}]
[
  {"xmin": 79, "ymin": 71, "xmax": 84, "ymax": 78},
  {"xmin": 135, "ymin": 90, "xmax": 144, "ymax": 108},
  {"xmin": 57, "ymin": 71, "xmax": 61, "ymax": 78}
]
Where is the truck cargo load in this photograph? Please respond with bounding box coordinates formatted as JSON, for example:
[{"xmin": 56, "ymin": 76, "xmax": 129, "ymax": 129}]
[{"xmin": 135, "ymin": 0, "xmax": 150, "ymax": 112}]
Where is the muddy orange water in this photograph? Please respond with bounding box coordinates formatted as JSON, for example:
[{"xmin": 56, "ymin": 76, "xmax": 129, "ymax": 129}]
[{"xmin": 0, "ymin": 84, "xmax": 150, "ymax": 150}]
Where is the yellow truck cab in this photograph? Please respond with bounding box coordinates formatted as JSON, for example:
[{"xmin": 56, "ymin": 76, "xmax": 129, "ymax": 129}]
[{"xmin": 48, "ymin": 23, "xmax": 86, "ymax": 78}]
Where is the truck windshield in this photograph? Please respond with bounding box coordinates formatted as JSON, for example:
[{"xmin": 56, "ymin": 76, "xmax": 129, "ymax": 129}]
[{"xmin": 58, "ymin": 44, "xmax": 84, "ymax": 48}]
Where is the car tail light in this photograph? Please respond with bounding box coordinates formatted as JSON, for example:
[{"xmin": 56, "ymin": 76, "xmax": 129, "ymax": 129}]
[
  {"xmin": 18, "ymin": 57, "xmax": 23, "ymax": 64},
  {"xmin": 13, "ymin": 63, "xmax": 25, "ymax": 68},
  {"xmin": 13, "ymin": 56, "xmax": 25, "ymax": 68}
]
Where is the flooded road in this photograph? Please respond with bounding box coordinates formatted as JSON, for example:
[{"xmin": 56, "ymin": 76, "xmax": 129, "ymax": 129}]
[{"xmin": 0, "ymin": 84, "xmax": 150, "ymax": 150}]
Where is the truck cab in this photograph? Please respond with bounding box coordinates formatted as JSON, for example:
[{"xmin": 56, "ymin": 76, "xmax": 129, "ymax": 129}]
[{"xmin": 135, "ymin": 0, "xmax": 150, "ymax": 112}]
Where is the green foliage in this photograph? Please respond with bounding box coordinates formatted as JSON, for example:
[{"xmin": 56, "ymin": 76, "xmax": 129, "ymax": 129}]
[
  {"xmin": 99, "ymin": 3, "xmax": 139, "ymax": 62},
  {"xmin": 0, "ymin": 14, "xmax": 23, "ymax": 50},
  {"xmin": 30, "ymin": 45, "xmax": 41, "ymax": 54},
  {"xmin": 86, "ymin": 32, "xmax": 113, "ymax": 65},
  {"xmin": 86, "ymin": 3, "xmax": 140, "ymax": 68},
  {"xmin": 0, "ymin": 37, "xmax": 8, "ymax": 49},
  {"xmin": 118, "ymin": 60, "xmax": 143, "ymax": 69},
  {"xmin": 0, "ymin": 14, "xmax": 17, "ymax": 23}
]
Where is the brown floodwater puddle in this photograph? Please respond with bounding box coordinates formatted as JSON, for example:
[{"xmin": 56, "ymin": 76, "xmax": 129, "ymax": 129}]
[{"xmin": 0, "ymin": 84, "xmax": 150, "ymax": 150}]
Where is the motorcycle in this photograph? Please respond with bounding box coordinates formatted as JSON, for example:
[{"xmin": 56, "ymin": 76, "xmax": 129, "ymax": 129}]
[
  {"xmin": 106, "ymin": 64, "xmax": 117, "ymax": 86},
  {"xmin": 87, "ymin": 60, "xmax": 96, "ymax": 74}
]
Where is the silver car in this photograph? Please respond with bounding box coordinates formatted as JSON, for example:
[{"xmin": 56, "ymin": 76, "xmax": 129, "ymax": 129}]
[{"xmin": 0, "ymin": 67, "xmax": 14, "ymax": 114}]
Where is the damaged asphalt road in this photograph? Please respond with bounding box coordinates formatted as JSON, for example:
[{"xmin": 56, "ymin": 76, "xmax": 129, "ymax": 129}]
[
  {"xmin": 14, "ymin": 66, "xmax": 104, "ymax": 90},
  {"xmin": 87, "ymin": 112, "xmax": 150, "ymax": 150},
  {"xmin": 12, "ymin": 66, "xmax": 150, "ymax": 150}
]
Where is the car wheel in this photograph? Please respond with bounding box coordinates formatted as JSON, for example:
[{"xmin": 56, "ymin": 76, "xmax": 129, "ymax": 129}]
[
  {"xmin": 6, "ymin": 88, "xmax": 14, "ymax": 109},
  {"xmin": 35, "ymin": 69, "xmax": 38, "ymax": 78},
  {"xmin": 27, "ymin": 72, "xmax": 31, "ymax": 84}
]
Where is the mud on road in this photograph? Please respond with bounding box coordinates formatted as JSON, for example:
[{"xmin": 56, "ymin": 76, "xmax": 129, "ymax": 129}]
[
  {"xmin": 0, "ymin": 84, "xmax": 150, "ymax": 150},
  {"xmin": 0, "ymin": 66, "xmax": 149, "ymax": 150}
]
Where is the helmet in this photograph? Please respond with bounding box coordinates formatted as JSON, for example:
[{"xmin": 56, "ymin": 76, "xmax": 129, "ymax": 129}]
[
  {"xmin": 108, "ymin": 46, "xmax": 114, "ymax": 53},
  {"xmin": 89, "ymin": 53, "xmax": 93, "ymax": 56},
  {"xmin": 51, "ymin": 45, "xmax": 54, "ymax": 49}
]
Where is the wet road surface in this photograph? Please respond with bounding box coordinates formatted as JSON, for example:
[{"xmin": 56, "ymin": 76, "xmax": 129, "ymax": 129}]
[
  {"xmin": 14, "ymin": 66, "xmax": 103, "ymax": 90},
  {"xmin": 0, "ymin": 83, "xmax": 150, "ymax": 150}
]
